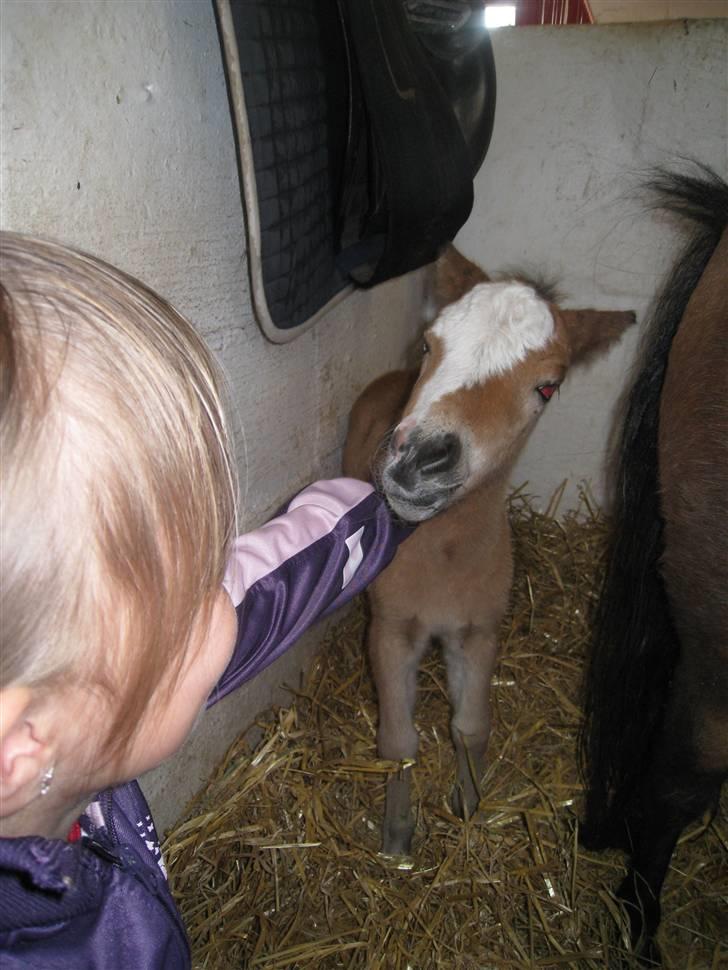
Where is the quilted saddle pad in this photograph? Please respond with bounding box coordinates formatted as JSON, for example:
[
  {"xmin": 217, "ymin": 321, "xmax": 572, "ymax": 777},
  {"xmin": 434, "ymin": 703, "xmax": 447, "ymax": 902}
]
[{"xmin": 216, "ymin": 0, "xmax": 495, "ymax": 342}]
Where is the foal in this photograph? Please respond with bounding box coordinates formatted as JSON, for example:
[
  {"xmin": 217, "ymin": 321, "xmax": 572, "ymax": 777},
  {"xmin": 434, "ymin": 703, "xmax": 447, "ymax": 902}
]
[{"xmin": 344, "ymin": 245, "xmax": 634, "ymax": 857}]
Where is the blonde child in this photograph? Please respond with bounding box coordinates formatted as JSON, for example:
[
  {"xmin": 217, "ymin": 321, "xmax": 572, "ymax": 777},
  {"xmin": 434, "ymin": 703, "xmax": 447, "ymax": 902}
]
[{"xmin": 0, "ymin": 233, "xmax": 410, "ymax": 968}]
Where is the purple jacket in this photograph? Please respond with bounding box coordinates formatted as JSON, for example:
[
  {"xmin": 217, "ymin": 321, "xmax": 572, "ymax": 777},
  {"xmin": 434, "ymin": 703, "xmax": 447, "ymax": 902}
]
[{"xmin": 0, "ymin": 479, "xmax": 410, "ymax": 969}]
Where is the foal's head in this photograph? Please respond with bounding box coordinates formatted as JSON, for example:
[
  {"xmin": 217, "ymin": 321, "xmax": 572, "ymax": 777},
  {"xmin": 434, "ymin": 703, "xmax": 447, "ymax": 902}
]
[{"xmin": 380, "ymin": 246, "xmax": 634, "ymax": 522}]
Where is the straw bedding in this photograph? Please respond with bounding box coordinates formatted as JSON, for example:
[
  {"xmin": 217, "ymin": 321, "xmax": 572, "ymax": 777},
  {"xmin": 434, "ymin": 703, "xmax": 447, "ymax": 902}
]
[{"xmin": 164, "ymin": 489, "xmax": 727, "ymax": 969}]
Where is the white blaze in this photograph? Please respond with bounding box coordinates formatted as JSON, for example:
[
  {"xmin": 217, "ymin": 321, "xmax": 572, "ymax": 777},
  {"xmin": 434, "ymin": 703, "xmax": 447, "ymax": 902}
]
[{"xmin": 412, "ymin": 282, "xmax": 554, "ymax": 418}]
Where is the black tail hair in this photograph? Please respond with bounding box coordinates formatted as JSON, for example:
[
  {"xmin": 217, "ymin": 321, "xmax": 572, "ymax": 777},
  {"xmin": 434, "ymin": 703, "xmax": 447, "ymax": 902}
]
[{"xmin": 579, "ymin": 163, "xmax": 728, "ymax": 848}]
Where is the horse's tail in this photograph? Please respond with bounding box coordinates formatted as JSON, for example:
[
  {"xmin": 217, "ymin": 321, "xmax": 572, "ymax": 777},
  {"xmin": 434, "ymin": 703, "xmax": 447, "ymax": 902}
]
[{"xmin": 579, "ymin": 163, "xmax": 728, "ymax": 849}]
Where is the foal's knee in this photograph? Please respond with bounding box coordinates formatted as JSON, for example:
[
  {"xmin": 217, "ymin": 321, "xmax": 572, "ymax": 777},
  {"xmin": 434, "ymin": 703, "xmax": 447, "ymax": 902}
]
[{"xmin": 451, "ymin": 708, "xmax": 491, "ymax": 745}]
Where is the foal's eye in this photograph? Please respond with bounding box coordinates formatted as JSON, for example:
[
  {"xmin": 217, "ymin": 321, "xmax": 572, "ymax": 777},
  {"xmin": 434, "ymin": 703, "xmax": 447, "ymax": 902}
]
[
  {"xmin": 422, "ymin": 338, "xmax": 431, "ymax": 355},
  {"xmin": 537, "ymin": 382, "xmax": 560, "ymax": 402}
]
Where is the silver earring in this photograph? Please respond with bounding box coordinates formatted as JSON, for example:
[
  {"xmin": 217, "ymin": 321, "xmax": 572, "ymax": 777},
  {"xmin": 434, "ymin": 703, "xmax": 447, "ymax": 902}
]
[{"xmin": 39, "ymin": 765, "xmax": 54, "ymax": 796}]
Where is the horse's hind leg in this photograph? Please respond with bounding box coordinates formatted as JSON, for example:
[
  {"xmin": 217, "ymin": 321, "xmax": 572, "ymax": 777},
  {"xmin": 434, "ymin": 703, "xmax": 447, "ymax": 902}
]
[
  {"xmin": 617, "ymin": 777, "xmax": 721, "ymax": 966},
  {"xmin": 442, "ymin": 628, "xmax": 499, "ymax": 820},
  {"xmin": 369, "ymin": 615, "xmax": 430, "ymax": 857},
  {"xmin": 616, "ymin": 656, "xmax": 726, "ymax": 964}
]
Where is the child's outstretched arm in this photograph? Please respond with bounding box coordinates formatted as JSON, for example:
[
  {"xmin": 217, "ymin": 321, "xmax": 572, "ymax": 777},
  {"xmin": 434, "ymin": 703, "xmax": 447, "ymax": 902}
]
[{"xmin": 207, "ymin": 478, "xmax": 411, "ymax": 706}]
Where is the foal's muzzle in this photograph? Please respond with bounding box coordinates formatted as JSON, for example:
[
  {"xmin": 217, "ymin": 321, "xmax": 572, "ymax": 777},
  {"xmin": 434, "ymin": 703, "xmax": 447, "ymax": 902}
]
[{"xmin": 382, "ymin": 431, "xmax": 464, "ymax": 522}]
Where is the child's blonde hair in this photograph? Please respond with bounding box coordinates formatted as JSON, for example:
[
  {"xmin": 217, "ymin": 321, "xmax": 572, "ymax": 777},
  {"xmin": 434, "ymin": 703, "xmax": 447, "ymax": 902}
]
[{"xmin": 1, "ymin": 232, "xmax": 237, "ymax": 761}]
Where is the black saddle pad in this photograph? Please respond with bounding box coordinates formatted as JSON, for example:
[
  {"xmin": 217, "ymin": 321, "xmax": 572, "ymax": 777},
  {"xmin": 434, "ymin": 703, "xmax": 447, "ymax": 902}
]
[{"xmin": 216, "ymin": 0, "xmax": 496, "ymax": 342}]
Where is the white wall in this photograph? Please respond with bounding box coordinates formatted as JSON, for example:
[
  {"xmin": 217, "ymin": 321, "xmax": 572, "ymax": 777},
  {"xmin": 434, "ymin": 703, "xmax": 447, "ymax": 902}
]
[
  {"xmin": 0, "ymin": 0, "xmax": 423, "ymax": 832},
  {"xmin": 457, "ymin": 17, "xmax": 727, "ymax": 510},
  {"xmin": 589, "ymin": 0, "xmax": 728, "ymax": 23}
]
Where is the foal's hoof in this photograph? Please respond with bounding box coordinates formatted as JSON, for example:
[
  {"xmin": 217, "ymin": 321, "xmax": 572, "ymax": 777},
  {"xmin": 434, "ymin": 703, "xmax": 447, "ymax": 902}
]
[
  {"xmin": 381, "ymin": 817, "xmax": 414, "ymax": 859},
  {"xmin": 377, "ymin": 851, "xmax": 414, "ymax": 871},
  {"xmin": 451, "ymin": 783, "xmax": 480, "ymax": 822}
]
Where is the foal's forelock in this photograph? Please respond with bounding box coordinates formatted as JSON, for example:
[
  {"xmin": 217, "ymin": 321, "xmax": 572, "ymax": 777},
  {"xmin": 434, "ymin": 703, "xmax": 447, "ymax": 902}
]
[{"xmin": 413, "ymin": 282, "xmax": 555, "ymax": 417}]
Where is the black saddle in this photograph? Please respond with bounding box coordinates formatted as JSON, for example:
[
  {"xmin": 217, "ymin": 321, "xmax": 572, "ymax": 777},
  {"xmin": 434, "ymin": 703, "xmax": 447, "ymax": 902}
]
[{"xmin": 216, "ymin": 0, "xmax": 496, "ymax": 341}]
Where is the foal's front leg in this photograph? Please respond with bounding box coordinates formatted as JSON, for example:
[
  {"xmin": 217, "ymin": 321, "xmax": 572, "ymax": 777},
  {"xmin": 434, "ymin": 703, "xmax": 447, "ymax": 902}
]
[
  {"xmin": 369, "ymin": 615, "xmax": 430, "ymax": 857},
  {"xmin": 442, "ymin": 628, "xmax": 499, "ymax": 820}
]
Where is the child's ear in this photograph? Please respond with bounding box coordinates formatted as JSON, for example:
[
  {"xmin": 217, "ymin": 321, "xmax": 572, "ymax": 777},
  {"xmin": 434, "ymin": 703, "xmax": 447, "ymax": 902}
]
[{"xmin": 0, "ymin": 685, "xmax": 53, "ymax": 815}]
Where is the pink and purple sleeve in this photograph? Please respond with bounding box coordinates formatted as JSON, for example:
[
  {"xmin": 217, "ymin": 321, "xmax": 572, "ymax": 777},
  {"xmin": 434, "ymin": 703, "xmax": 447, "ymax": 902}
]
[{"xmin": 206, "ymin": 478, "xmax": 412, "ymax": 707}]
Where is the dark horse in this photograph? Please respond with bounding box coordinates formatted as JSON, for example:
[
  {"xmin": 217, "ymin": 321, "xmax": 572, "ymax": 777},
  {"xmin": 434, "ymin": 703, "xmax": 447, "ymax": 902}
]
[{"xmin": 579, "ymin": 165, "xmax": 728, "ymax": 964}]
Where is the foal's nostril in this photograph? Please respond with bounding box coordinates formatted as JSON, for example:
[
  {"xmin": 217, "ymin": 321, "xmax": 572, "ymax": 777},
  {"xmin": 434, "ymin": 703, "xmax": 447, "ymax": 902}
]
[
  {"xmin": 391, "ymin": 418, "xmax": 416, "ymax": 454},
  {"xmin": 415, "ymin": 433, "xmax": 461, "ymax": 477},
  {"xmin": 391, "ymin": 427, "xmax": 408, "ymax": 454}
]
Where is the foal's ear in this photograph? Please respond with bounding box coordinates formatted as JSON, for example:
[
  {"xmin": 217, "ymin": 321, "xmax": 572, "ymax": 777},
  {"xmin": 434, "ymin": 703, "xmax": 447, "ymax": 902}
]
[
  {"xmin": 425, "ymin": 244, "xmax": 490, "ymax": 320},
  {"xmin": 558, "ymin": 308, "xmax": 637, "ymax": 365}
]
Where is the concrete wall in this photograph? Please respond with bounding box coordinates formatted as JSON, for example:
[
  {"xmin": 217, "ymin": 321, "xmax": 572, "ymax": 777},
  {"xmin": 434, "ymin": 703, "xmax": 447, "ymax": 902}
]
[
  {"xmin": 589, "ymin": 1, "xmax": 728, "ymax": 23},
  {"xmin": 457, "ymin": 17, "xmax": 727, "ymax": 510},
  {"xmin": 0, "ymin": 0, "xmax": 423, "ymax": 833},
  {"xmin": 2, "ymin": 4, "xmax": 726, "ymax": 829}
]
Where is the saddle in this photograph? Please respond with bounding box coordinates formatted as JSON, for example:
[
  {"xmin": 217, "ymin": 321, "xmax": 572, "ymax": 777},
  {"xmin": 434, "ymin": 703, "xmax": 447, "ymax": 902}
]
[{"xmin": 216, "ymin": 0, "xmax": 496, "ymax": 341}]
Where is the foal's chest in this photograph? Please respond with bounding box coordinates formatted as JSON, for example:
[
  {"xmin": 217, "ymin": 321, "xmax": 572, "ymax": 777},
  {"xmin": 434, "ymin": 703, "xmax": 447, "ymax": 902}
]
[{"xmin": 381, "ymin": 507, "xmax": 513, "ymax": 623}]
